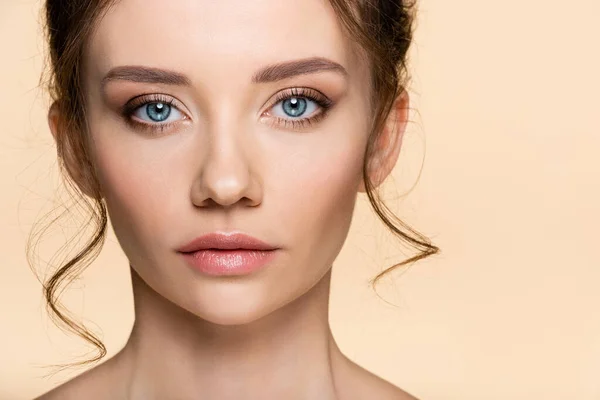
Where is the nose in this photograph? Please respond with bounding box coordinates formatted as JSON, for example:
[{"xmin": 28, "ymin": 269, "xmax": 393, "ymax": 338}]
[{"xmin": 190, "ymin": 121, "xmax": 262, "ymax": 208}]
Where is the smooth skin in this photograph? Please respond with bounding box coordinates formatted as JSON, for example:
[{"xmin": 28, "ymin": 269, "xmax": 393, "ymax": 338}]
[{"xmin": 38, "ymin": 0, "xmax": 414, "ymax": 399}]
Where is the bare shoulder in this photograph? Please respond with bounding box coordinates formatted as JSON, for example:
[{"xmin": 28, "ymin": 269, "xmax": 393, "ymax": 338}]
[
  {"xmin": 34, "ymin": 378, "xmax": 87, "ymax": 400},
  {"xmin": 34, "ymin": 356, "xmax": 122, "ymax": 400},
  {"xmin": 337, "ymin": 355, "xmax": 419, "ymax": 400},
  {"xmin": 368, "ymin": 376, "xmax": 419, "ymax": 400},
  {"xmin": 352, "ymin": 367, "xmax": 418, "ymax": 400}
]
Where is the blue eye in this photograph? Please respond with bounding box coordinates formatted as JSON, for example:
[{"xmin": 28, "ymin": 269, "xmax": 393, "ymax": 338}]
[
  {"xmin": 122, "ymin": 89, "xmax": 333, "ymax": 135},
  {"xmin": 271, "ymin": 96, "xmax": 318, "ymax": 119},
  {"xmin": 133, "ymin": 101, "xmax": 184, "ymax": 123}
]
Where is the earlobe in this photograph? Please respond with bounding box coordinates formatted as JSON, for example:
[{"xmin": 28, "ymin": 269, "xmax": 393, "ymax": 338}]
[
  {"xmin": 48, "ymin": 101, "xmax": 61, "ymax": 142},
  {"xmin": 358, "ymin": 90, "xmax": 409, "ymax": 193},
  {"xmin": 48, "ymin": 101, "xmax": 98, "ymax": 199}
]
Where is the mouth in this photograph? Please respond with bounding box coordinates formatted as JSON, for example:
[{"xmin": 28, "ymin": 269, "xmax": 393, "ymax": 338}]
[
  {"xmin": 177, "ymin": 232, "xmax": 279, "ymax": 276},
  {"xmin": 177, "ymin": 232, "xmax": 278, "ymax": 253},
  {"xmin": 179, "ymin": 248, "xmax": 278, "ymax": 276}
]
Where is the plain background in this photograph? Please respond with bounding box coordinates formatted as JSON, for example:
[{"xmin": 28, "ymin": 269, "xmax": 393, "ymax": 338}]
[{"xmin": 1, "ymin": 0, "xmax": 599, "ymax": 399}]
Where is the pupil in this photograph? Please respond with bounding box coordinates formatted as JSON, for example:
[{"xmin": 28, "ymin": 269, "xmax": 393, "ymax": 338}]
[
  {"xmin": 283, "ymin": 97, "xmax": 307, "ymax": 117},
  {"xmin": 147, "ymin": 102, "xmax": 171, "ymax": 122}
]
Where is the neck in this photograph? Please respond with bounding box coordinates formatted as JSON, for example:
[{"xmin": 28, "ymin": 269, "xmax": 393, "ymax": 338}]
[{"xmin": 112, "ymin": 266, "xmax": 347, "ymax": 400}]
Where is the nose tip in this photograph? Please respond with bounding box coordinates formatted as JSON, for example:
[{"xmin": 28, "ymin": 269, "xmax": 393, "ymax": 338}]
[
  {"xmin": 191, "ymin": 160, "xmax": 262, "ymax": 208},
  {"xmin": 206, "ymin": 178, "xmax": 249, "ymax": 207},
  {"xmin": 190, "ymin": 121, "xmax": 263, "ymax": 209}
]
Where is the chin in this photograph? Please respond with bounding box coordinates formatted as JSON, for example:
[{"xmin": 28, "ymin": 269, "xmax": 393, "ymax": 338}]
[
  {"xmin": 171, "ymin": 279, "xmax": 288, "ymax": 327},
  {"xmin": 191, "ymin": 306, "xmax": 271, "ymax": 327}
]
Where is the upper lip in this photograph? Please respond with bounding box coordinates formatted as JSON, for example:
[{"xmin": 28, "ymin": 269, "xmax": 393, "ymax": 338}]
[{"xmin": 177, "ymin": 232, "xmax": 278, "ymax": 252}]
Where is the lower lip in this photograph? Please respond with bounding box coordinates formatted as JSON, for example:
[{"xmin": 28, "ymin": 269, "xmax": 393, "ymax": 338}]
[{"xmin": 180, "ymin": 249, "xmax": 277, "ymax": 276}]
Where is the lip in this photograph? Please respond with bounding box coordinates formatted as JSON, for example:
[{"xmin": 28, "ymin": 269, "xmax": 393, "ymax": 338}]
[
  {"xmin": 177, "ymin": 232, "xmax": 279, "ymax": 276},
  {"xmin": 177, "ymin": 232, "xmax": 278, "ymax": 252}
]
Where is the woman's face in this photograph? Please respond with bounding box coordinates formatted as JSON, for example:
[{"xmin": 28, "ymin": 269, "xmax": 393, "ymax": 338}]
[{"xmin": 77, "ymin": 0, "xmax": 377, "ymax": 325}]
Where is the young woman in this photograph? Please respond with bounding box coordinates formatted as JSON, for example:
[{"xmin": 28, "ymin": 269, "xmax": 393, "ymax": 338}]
[{"xmin": 34, "ymin": 0, "xmax": 438, "ymax": 398}]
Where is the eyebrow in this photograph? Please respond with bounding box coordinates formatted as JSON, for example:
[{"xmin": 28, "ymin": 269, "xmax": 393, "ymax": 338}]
[
  {"xmin": 251, "ymin": 57, "xmax": 348, "ymax": 83},
  {"xmin": 100, "ymin": 57, "xmax": 348, "ymax": 89}
]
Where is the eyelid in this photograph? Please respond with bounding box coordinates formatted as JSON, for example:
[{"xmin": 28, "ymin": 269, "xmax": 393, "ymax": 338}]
[
  {"xmin": 122, "ymin": 93, "xmax": 189, "ymax": 120},
  {"xmin": 121, "ymin": 93, "xmax": 191, "ymax": 135},
  {"xmin": 262, "ymin": 87, "xmax": 333, "ymax": 113},
  {"xmin": 121, "ymin": 88, "xmax": 334, "ymax": 135},
  {"xmin": 264, "ymin": 87, "xmax": 334, "ymax": 128}
]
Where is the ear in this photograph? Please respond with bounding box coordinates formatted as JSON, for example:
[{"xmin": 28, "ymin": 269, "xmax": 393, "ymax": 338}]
[
  {"xmin": 48, "ymin": 101, "xmax": 97, "ymax": 198},
  {"xmin": 358, "ymin": 90, "xmax": 409, "ymax": 193}
]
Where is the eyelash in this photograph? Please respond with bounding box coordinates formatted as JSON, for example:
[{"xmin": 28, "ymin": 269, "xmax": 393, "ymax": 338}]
[
  {"xmin": 121, "ymin": 94, "xmax": 182, "ymax": 135},
  {"xmin": 264, "ymin": 87, "xmax": 334, "ymax": 131},
  {"xmin": 121, "ymin": 88, "xmax": 334, "ymax": 135}
]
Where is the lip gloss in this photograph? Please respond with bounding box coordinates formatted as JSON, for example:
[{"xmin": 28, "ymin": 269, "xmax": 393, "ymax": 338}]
[{"xmin": 180, "ymin": 249, "xmax": 277, "ymax": 276}]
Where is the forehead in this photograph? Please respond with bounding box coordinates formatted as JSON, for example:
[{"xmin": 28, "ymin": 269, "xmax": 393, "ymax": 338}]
[{"xmin": 85, "ymin": 0, "xmax": 366, "ymax": 84}]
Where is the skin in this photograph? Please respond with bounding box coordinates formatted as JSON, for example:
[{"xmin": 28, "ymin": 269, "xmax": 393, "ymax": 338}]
[{"xmin": 39, "ymin": 0, "xmax": 414, "ymax": 399}]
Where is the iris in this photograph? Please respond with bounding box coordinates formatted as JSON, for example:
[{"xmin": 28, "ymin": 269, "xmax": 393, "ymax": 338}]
[
  {"xmin": 146, "ymin": 102, "xmax": 171, "ymax": 122},
  {"xmin": 282, "ymin": 97, "xmax": 307, "ymax": 117}
]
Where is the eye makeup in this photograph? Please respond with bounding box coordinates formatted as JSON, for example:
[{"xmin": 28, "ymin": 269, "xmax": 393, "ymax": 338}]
[
  {"xmin": 119, "ymin": 87, "xmax": 336, "ymax": 136},
  {"xmin": 120, "ymin": 93, "xmax": 188, "ymax": 136}
]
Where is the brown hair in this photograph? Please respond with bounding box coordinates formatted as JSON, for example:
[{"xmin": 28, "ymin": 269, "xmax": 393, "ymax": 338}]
[{"xmin": 29, "ymin": 0, "xmax": 439, "ymax": 371}]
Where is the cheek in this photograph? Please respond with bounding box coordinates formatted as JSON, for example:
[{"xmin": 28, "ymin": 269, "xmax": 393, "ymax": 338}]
[
  {"xmin": 89, "ymin": 129, "xmax": 186, "ymax": 257},
  {"xmin": 297, "ymin": 153, "xmax": 361, "ymax": 224},
  {"xmin": 277, "ymin": 132, "xmax": 366, "ymax": 262}
]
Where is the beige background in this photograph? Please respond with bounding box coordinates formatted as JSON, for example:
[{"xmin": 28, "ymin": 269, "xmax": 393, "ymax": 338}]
[{"xmin": 1, "ymin": 0, "xmax": 599, "ymax": 399}]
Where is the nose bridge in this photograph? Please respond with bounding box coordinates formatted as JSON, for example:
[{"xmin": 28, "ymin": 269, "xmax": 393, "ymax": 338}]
[{"xmin": 194, "ymin": 112, "xmax": 257, "ymax": 207}]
